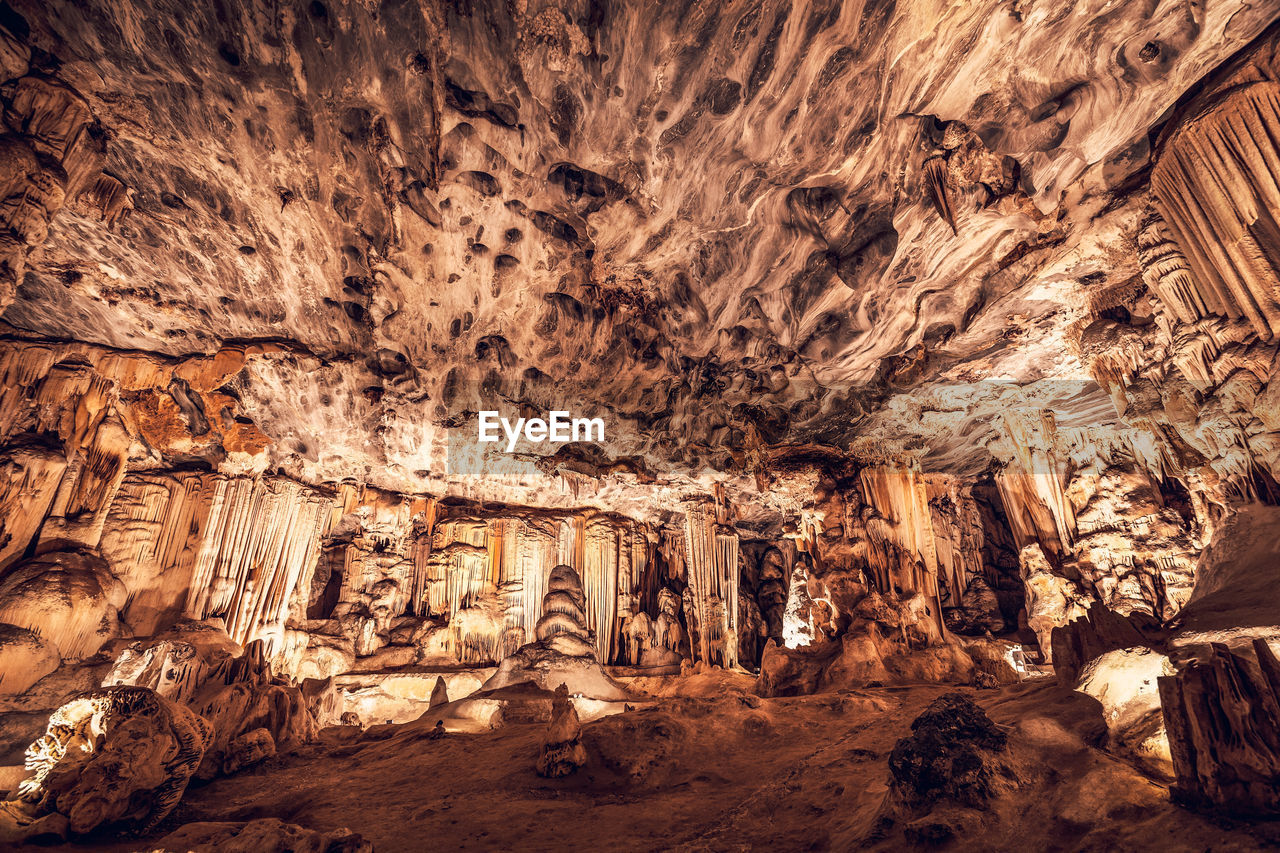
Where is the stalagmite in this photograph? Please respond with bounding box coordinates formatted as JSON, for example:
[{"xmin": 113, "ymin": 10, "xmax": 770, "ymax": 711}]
[
  {"xmin": 190, "ymin": 639, "xmax": 320, "ymax": 779},
  {"xmin": 536, "ymin": 683, "xmax": 586, "ymax": 778},
  {"xmin": 429, "ymin": 675, "xmax": 448, "ymax": 708},
  {"xmin": 481, "ymin": 563, "xmax": 626, "ymax": 700}
]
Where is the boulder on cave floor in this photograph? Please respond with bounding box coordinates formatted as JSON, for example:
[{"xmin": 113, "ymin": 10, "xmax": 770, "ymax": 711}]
[
  {"xmin": 0, "ymin": 685, "xmax": 211, "ymax": 842},
  {"xmin": 887, "ymin": 692, "xmax": 1011, "ymax": 810}
]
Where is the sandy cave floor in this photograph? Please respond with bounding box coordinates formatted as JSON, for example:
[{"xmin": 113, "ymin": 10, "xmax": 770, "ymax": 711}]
[{"xmin": 42, "ymin": 673, "xmax": 1280, "ymax": 853}]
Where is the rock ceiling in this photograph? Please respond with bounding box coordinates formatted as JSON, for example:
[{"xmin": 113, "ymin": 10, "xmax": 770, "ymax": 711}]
[
  {"xmin": 6, "ymin": 0, "xmax": 1279, "ymax": 510},
  {"xmin": 7, "ymin": 6, "xmax": 1280, "ymax": 843}
]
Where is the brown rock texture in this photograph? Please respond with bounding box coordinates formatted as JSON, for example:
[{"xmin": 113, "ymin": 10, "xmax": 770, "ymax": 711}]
[
  {"xmin": 0, "ymin": 0, "xmax": 1277, "ymax": 845},
  {"xmin": 1160, "ymin": 639, "xmax": 1280, "ymax": 816}
]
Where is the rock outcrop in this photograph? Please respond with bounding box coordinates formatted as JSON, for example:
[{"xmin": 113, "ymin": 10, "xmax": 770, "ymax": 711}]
[
  {"xmin": 188, "ymin": 640, "xmax": 319, "ymax": 779},
  {"xmin": 1159, "ymin": 639, "xmax": 1280, "ymax": 815},
  {"xmin": 0, "ymin": 686, "xmax": 210, "ymax": 840}
]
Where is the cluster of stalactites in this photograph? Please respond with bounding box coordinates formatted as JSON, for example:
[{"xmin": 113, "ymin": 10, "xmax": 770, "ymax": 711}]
[
  {"xmin": 412, "ymin": 511, "xmax": 649, "ymax": 664},
  {"xmin": 1137, "ymin": 217, "xmax": 1211, "ymax": 326},
  {"xmin": 1151, "ymin": 81, "xmax": 1280, "ymax": 341},
  {"xmin": 996, "ymin": 411, "xmax": 1077, "ymax": 558},
  {"xmin": 682, "ymin": 504, "xmax": 739, "ymax": 668},
  {"xmin": 182, "ymin": 476, "xmax": 329, "ymax": 652},
  {"xmin": 857, "ymin": 467, "xmax": 944, "ymax": 601}
]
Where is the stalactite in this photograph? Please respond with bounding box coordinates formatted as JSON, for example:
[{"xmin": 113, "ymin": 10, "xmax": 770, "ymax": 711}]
[
  {"xmin": 99, "ymin": 473, "xmax": 223, "ymax": 635},
  {"xmin": 997, "ymin": 411, "xmax": 1077, "ymax": 556},
  {"xmin": 40, "ymin": 414, "xmax": 131, "ymax": 550},
  {"xmin": 683, "ymin": 504, "xmax": 740, "ymax": 667},
  {"xmin": 923, "ymin": 156, "xmax": 957, "ymax": 234},
  {"xmin": 515, "ymin": 516, "xmax": 558, "ymax": 656},
  {"xmin": 74, "ymin": 171, "xmax": 132, "ymax": 225},
  {"xmin": 406, "ymin": 497, "xmax": 436, "ymax": 616},
  {"xmin": 0, "ymin": 443, "xmax": 68, "ymax": 570},
  {"xmin": 494, "ymin": 518, "xmax": 525, "ymax": 656},
  {"xmin": 426, "ymin": 517, "xmax": 489, "ymax": 618},
  {"xmin": 183, "ymin": 477, "xmax": 329, "ymax": 652},
  {"xmin": 1137, "ymin": 216, "xmax": 1209, "ymax": 325},
  {"xmin": 858, "ymin": 467, "xmax": 940, "ymax": 599},
  {"xmin": 1152, "ymin": 81, "xmax": 1280, "ymax": 340},
  {"xmin": 581, "ymin": 516, "xmax": 620, "ymax": 662}
]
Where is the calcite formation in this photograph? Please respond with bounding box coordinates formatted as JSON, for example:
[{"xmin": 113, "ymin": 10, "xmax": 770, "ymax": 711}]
[
  {"xmin": 481, "ymin": 563, "xmax": 627, "ymax": 700},
  {"xmin": 0, "ymin": 0, "xmax": 1276, "ymax": 846},
  {"xmin": 189, "ymin": 639, "xmax": 321, "ymax": 779},
  {"xmin": 1160, "ymin": 640, "xmax": 1280, "ymax": 816},
  {"xmin": 0, "ymin": 686, "xmax": 210, "ymax": 840},
  {"xmin": 536, "ymin": 682, "xmax": 587, "ymax": 778}
]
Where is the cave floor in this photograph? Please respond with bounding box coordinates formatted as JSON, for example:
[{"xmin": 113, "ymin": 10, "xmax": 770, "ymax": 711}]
[{"xmin": 61, "ymin": 676, "xmax": 1279, "ymax": 852}]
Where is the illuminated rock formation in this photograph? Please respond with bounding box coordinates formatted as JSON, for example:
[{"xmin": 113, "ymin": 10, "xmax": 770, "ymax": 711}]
[
  {"xmin": 0, "ymin": 549, "xmax": 125, "ymax": 660},
  {"xmin": 1137, "ymin": 216, "xmax": 1210, "ymax": 326},
  {"xmin": 536, "ymin": 683, "xmax": 586, "ymax": 778},
  {"xmin": 189, "ymin": 640, "xmax": 320, "ymax": 779},
  {"xmin": 0, "ymin": 0, "xmax": 1277, "ymax": 845},
  {"xmin": 0, "ymin": 686, "xmax": 210, "ymax": 840},
  {"xmin": 683, "ymin": 504, "xmax": 740, "ymax": 668},
  {"xmin": 481, "ymin": 564, "xmax": 626, "ymax": 701},
  {"xmin": 1152, "ymin": 82, "xmax": 1280, "ymax": 340}
]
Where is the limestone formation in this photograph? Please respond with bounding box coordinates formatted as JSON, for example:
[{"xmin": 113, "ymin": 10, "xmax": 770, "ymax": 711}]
[
  {"xmin": 0, "ymin": 686, "xmax": 210, "ymax": 839},
  {"xmin": 189, "ymin": 640, "xmax": 320, "ymax": 779},
  {"xmin": 0, "ymin": 549, "xmax": 126, "ymax": 661},
  {"xmin": 1152, "ymin": 82, "xmax": 1280, "ymax": 340},
  {"xmin": 0, "ymin": 622, "xmax": 58, "ymax": 695},
  {"xmin": 1050, "ymin": 606, "xmax": 1163, "ymax": 688},
  {"xmin": 429, "ymin": 675, "xmax": 448, "ymax": 709},
  {"xmin": 481, "ymin": 564, "xmax": 627, "ymax": 701},
  {"xmin": 536, "ymin": 683, "xmax": 586, "ymax": 778},
  {"xmin": 1160, "ymin": 640, "xmax": 1280, "ymax": 815},
  {"xmin": 0, "ymin": 0, "xmax": 1275, "ymax": 847}
]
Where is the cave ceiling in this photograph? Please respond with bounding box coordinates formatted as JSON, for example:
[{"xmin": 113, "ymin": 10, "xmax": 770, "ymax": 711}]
[{"xmin": 5, "ymin": 0, "xmax": 1276, "ymax": 511}]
